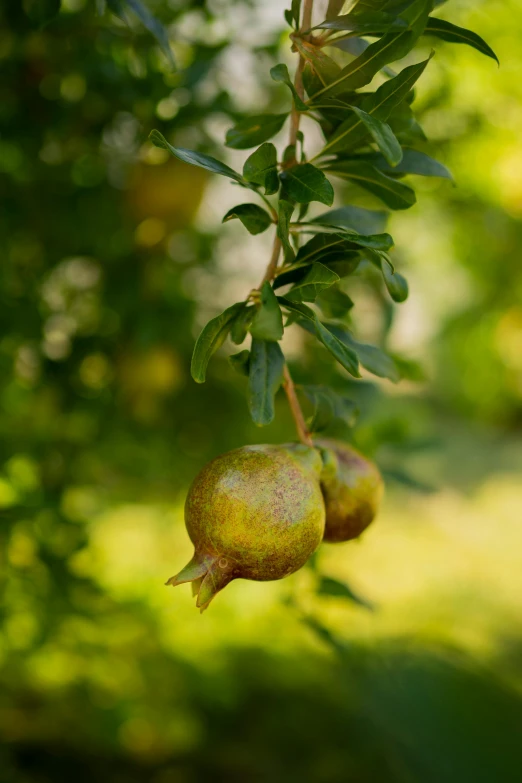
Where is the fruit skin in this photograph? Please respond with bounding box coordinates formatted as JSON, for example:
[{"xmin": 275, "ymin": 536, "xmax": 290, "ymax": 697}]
[
  {"xmin": 316, "ymin": 439, "xmax": 383, "ymax": 543},
  {"xmin": 167, "ymin": 444, "xmax": 325, "ymax": 611}
]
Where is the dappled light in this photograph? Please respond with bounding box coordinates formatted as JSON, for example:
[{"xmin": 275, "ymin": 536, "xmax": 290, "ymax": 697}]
[{"xmin": 1, "ymin": 1, "xmax": 521, "ymax": 781}]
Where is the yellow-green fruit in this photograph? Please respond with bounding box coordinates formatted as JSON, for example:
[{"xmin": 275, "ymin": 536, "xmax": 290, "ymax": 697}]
[
  {"xmin": 317, "ymin": 439, "xmax": 384, "ymax": 543},
  {"xmin": 167, "ymin": 444, "xmax": 325, "ymax": 611}
]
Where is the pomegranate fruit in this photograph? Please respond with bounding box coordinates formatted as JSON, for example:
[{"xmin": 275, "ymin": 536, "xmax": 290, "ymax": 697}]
[
  {"xmin": 167, "ymin": 444, "xmax": 325, "ymax": 611},
  {"xmin": 316, "ymin": 439, "xmax": 383, "ymax": 543}
]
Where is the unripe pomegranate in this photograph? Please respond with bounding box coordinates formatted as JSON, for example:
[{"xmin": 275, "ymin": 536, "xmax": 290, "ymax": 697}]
[
  {"xmin": 167, "ymin": 444, "xmax": 325, "ymax": 611},
  {"xmin": 316, "ymin": 439, "xmax": 383, "ymax": 543}
]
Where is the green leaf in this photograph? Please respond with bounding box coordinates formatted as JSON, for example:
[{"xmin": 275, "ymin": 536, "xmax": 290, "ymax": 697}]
[
  {"xmin": 225, "ymin": 114, "xmax": 288, "ymax": 150},
  {"xmin": 370, "ymin": 250, "xmax": 409, "ymax": 302},
  {"xmin": 316, "ymin": 57, "xmax": 431, "ymax": 157},
  {"xmin": 317, "ymin": 576, "xmax": 374, "ymax": 610},
  {"xmin": 373, "ymin": 148, "xmax": 453, "ymax": 179},
  {"xmin": 311, "ymin": 205, "xmax": 387, "ymax": 235},
  {"xmin": 312, "ymin": 321, "xmax": 361, "ymax": 378},
  {"xmin": 424, "ymin": 16, "xmax": 499, "ymax": 63},
  {"xmin": 327, "ymin": 325, "xmax": 400, "ymax": 381},
  {"xmin": 302, "ymin": 63, "xmax": 327, "ymax": 101},
  {"xmin": 277, "ymin": 199, "xmax": 296, "ymax": 263},
  {"xmin": 390, "ymin": 353, "xmax": 426, "ymax": 382},
  {"xmin": 294, "ymin": 40, "xmax": 342, "ymax": 90},
  {"xmin": 230, "ymin": 305, "xmax": 256, "ymax": 345},
  {"xmin": 222, "ymin": 203, "xmax": 272, "ymax": 235},
  {"xmin": 388, "ymin": 101, "xmax": 427, "ymax": 143},
  {"xmin": 229, "ymin": 350, "xmax": 250, "ymax": 377},
  {"xmin": 362, "ymin": 56, "xmax": 432, "ymax": 119},
  {"xmin": 309, "ymin": 0, "xmax": 432, "ymax": 100},
  {"xmin": 191, "ymin": 303, "xmax": 245, "ymax": 383},
  {"xmin": 315, "ymin": 10, "xmax": 408, "ymax": 34},
  {"xmin": 316, "ymin": 286, "xmax": 354, "ymax": 318},
  {"xmin": 291, "ymin": 0, "xmax": 302, "ymax": 27},
  {"xmin": 243, "ymin": 143, "xmax": 279, "ymax": 195},
  {"xmin": 248, "ymin": 340, "xmax": 285, "ymax": 426},
  {"xmin": 381, "ymin": 260, "xmax": 409, "ymax": 302},
  {"xmin": 286, "ymin": 262, "xmax": 340, "ymax": 303},
  {"xmin": 280, "ymin": 164, "xmax": 334, "ymax": 206},
  {"xmin": 270, "ymin": 64, "xmax": 309, "ymax": 111},
  {"xmin": 124, "ymin": 0, "xmax": 175, "ymax": 68},
  {"xmin": 326, "ymin": 0, "xmax": 345, "ymax": 21},
  {"xmin": 279, "ymin": 298, "xmax": 361, "ymax": 377},
  {"xmin": 326, "ymin": 160, "xmax": 416, "ymax": 210},
  {"xmin": 250, "ymin": 283, "xmax": 284, "ymax": 342},
  {"xmin": 348, "ymin": 106, "xmax": 403, "ymax": 166},
  {"xmin": 301, "ymin": 385, "xmax": 357, "ymax": 432},
  {"xmin": 295, "ymin": 231, "xmax": 393, "ymax": 266},
  {"xmin": 149, "ymin": 130, "xmax": 243, "ymax": 182}
]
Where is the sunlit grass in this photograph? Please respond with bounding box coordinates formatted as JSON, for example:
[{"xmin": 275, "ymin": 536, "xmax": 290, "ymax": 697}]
[{"xmin": 63, "ymin": 471, "xmax": 522, "ymax": 677}]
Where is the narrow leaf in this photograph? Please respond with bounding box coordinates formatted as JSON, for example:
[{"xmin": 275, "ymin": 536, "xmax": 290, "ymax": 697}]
[
  {"xmin": 295, "ymin": 231, "xmax": 393, "ymax": 266},
  {"xmin": 294, "ymin": 39, "xmax": 342, "ymax": 90},
  {"xmin": 315, "ymin": 10, "xmax": 408, "ymax": 34},
  {"xmin": 125, "ymin": 0, "xmax": 175, "ymax": 67},
  {"xmin": 191, "ymin": 303, "xmax": 244, "ymax": 383},
  {"xmin": 311, "ymin": 205, "xmax": 387, "ymax": 235},
  {"xmin": 291, "ymin": 0, "xmax": 302, "ymax": 28},
  {"xmin": 310, "ymin": 0, "xmax": 432, "ymax": 100},
  {"xmin": 270, "ymin": 64, "xmax": 308, "ymax": 111},
  {"xmin": 317, "ymin": 57, "xmax": 431, "ymax": 157},
  {"xmin": 348, "ymin": 106, "xmax": 403, "ymax": 166},
  {"xmin": 326, "ymin": 0, "xmax": 345, "ymax": 21},
  {"xmin": 226, "ymin": 114, "xmax": 288, "ymax": 150},
  {"xmin": 279, "ymin": 298, "xmax": 360, "ymax": 377},
  {"xmin": 277, "ymin": 200, "xmax": 296, "ymax": 262},
  {"xmin": 325, "ymin": 160, "xmax": 416, "ymax": 210},
  {"xmin": 150, "ymin": 130, "xmax": 243, "ymax": 182},
  {"xmin": 223, "ymin": 203, "xmax": 272, "ymax": 235},
  {"xmin": 424, "ymin": 16, "xmax": 499, "ymax": 63},
  {"xmin": 248, "ymin": 340, "xmax": 285, "ymax": 425},
  {"xmin": 327, "ymin": 324, "xmax": 400, "ymax": 381},
  {"xmin": 373, "ymin": 148, "xmax": 453, "ymax": 179}
]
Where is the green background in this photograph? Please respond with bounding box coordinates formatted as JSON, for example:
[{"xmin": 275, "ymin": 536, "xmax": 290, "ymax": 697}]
[{"xmin": 1, "ymin": 1, "xmax": 522, "ymax": 781}]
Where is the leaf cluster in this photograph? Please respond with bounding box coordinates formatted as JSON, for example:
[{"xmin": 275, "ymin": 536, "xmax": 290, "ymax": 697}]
[{"xmin": 150, "ymin": 0, "xmax": 496, "ymax": 430}]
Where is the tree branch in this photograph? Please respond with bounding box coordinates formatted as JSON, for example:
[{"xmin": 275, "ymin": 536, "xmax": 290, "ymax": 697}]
[{"xmin": 256, "ymin": 0, "xmax": 315, "ymax": 447}]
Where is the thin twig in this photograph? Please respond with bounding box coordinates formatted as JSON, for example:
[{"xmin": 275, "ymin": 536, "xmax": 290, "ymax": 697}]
[
  {"xmin": 283, "ymin": 365, "xmax": 314, "ymax": 447},
  {"xmin": 260, "ymin": 235, "xmax": 282, "ymax": 287},
  {"xmin": 255, "ymin": 0, "xmax": 315, "ymax": 446}
]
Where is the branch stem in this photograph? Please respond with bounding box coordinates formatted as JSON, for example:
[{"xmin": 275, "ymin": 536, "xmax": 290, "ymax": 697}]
[
  {"xmin": 283, "ymin": 365, "xmax": 314, "ymax": 447},
  {"xmin": 256, "ymin": 0, "xmax": 315, "ymax": 447},
  {"xmin": 260, "ymin": 234, "xmax": 282, "ymax": 287}
]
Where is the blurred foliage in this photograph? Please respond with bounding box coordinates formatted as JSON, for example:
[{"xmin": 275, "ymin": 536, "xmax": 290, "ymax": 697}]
[{"xmin": 1, "ymin": 1, "xmax": 522, "ymax": 781}]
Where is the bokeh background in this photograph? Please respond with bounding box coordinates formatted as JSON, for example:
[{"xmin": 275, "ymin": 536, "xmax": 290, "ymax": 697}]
[{"xmin": 1, "ymin": 1, "xmax": 522, "ymax": 781}]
